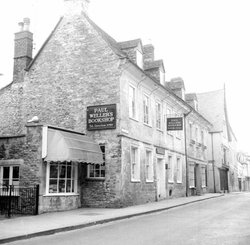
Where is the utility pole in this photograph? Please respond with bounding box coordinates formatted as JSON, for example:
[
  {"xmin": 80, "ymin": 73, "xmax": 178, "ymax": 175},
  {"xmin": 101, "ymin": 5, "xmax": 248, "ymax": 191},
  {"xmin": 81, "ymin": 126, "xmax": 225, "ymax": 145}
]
[{"xmin": 184, "ymin": 110, "xmax": 192, "ymax": 197}]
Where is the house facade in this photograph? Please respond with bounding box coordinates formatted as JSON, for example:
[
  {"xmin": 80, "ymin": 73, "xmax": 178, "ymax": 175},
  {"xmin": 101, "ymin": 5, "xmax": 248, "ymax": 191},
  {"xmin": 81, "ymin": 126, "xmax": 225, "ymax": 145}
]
[
  {"xmin": 0, "ymin": 0, "xmax": 213, "ymax": 213},
  {"xmin": 197, "ymin": 88, "xmax": 238, "ymax": 193}
]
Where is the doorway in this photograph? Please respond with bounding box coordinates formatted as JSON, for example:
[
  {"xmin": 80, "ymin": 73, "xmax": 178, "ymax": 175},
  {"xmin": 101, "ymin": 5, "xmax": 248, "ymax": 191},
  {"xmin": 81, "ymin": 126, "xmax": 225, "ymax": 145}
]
[{"xmin": 156, "ymin": 158, "xmax": 166, "ymax": 200}]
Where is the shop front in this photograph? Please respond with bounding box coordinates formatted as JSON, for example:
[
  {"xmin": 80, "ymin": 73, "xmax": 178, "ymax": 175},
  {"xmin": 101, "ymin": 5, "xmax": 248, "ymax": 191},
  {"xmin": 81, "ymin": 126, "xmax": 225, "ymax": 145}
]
[{"xmin": 40, "ymin": 126, "xmax": 103, "ymax": 213}]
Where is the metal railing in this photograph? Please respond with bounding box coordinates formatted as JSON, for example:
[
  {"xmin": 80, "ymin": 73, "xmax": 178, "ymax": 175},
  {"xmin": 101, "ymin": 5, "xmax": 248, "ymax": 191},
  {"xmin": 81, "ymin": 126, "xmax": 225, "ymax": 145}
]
[{"xmin": 0, "ymin": 185, "xmax": 39, "ymax": 218}]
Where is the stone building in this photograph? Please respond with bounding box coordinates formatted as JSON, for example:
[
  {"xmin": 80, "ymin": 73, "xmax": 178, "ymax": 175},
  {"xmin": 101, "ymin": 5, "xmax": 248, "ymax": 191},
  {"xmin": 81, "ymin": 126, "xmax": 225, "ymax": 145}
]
[
  {"xmin": 197, "ymin": 88, "xmax": 238, "ymax": 193},
  {"xmin": 167, "ymin": 79, "xmax": 212, "ymax": 196},
  {"xmin": 0, "ymin": 0, "xmax": 212, "ymax": 213}
]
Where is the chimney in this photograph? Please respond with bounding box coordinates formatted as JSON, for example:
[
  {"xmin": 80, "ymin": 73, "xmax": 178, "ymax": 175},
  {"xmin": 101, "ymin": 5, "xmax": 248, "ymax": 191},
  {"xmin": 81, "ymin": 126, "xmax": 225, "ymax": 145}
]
[
  {"xmin": 13, "ymin": 18, "xmax": 33, "ymax": 82},
  {"xmin": 143, "ymin": 44, "xmax": 154, "ymax": 63},
  {"xmin": 185, "ymin": 93, "xmax": 198, "ymax": 111},
  {"xmin": 166, "ymin": 77, "xmax": 186, "ymax": 100},
  {"xmin": 64, "ymin": 0, "xmax": 90, "ymax": 16}
]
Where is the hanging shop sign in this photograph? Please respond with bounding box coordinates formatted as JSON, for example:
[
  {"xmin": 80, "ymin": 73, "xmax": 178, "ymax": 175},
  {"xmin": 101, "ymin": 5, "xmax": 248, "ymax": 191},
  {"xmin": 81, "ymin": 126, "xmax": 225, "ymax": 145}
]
[
  {"xmin": 167, "ymin": 117, "xmax": 183, "ymax": 131},
  {"xmin": 156, "ymin": 147, "xmax": 165, "ymax": 155},
  {"xmin": 87, "ymin": 104, "xmax": 116, "ymax": 130}
]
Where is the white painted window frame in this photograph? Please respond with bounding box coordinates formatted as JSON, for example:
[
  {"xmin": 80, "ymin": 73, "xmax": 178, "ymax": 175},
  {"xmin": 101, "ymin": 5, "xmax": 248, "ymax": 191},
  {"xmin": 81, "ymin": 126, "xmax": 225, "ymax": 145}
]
[
  {"xmin": 131, "ymin": 145, "xmax": 140, "ymax": 182},
  {"xmin": 145, "ymin": 149, "xmax": 154, "ymax": 182}
]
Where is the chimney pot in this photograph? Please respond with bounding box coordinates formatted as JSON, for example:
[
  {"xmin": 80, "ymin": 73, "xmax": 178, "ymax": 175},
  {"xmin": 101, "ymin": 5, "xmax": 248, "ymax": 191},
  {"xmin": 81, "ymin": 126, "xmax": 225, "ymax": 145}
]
[
  {"xmin": 23, "ymin": 18, "xmax": 30, "ymax": 31},
  {"xmin": 18, "ymin": 22, "xmax": 24, "ymax": 32}
]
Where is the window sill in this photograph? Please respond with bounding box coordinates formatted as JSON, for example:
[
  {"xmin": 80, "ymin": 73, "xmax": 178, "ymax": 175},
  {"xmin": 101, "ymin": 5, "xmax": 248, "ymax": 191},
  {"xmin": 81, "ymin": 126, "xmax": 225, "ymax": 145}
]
[
  {"xmin": 177, "ymin": 181, "xmax": 182, "ymax": 184},
  {"xmin": 146, "ymin": 180, "xmax": 154, "ymax": 183},
  {"xmin": 143, "ymin": 123, "xmax": 152, "ymax": 128},
  {"xmin": 129, "ymin": 117, "xmax": 139, "ymax": 122},
  {"xmin": 43, "ymin": 193, "xmax": 79, "ymax": 197},
  {"xmin": 156, "ymin": 128, "xmax": 163, "ymax": 133},
  {"xmin": 86, "ymin": 177, "xmax": 105, "ymax": 181},
  {"xmin": 168, "ymin": 180, "xmax": 174, "ymax": 184},
  {"xmin": 131, "ymin": 179, "xmax": 141, "ymax": 183}
]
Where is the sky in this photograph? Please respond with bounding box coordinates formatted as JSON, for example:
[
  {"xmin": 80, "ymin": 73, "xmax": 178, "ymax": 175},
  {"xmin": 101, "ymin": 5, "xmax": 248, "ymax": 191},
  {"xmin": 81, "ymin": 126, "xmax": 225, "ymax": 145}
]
[{"xmin": 0, "ymin": 0, "xmax": 249, "ymax": 152}]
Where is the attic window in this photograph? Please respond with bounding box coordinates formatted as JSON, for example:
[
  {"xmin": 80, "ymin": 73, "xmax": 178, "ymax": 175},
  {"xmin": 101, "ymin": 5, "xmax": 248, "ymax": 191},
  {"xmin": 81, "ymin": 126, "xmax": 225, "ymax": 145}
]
[
  {"xmin": 160, "ymin": 69, "xmax": 165, "ymax": 85},
  {"xmin": 136, "ymin": 49, "xmax": 143, "ymax": 69}
]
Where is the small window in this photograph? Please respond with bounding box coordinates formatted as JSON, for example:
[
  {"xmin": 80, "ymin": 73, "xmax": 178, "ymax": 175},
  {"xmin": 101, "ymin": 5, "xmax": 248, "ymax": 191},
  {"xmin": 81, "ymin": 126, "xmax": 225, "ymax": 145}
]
[
  {"xmin": 136, "ymin": 49, "xmax": 143, "ymax": 69},
  {"xmin": 88, "ymin": 144, "xmax": 105, "ymax": 179},
  {"xmin": 129, "ymin": 85, "xmax": 136, "ymax": 119},
  {"xmin": 160, "ymin": 69, "xmax": 165, "ymax": 85},
  {"xmin": 131, "ymin": 146, "xmax": 140, "ymax": 181},
  {"xmin": 145, "ymin": 150, "xmax": 153, "ymax": 182}
]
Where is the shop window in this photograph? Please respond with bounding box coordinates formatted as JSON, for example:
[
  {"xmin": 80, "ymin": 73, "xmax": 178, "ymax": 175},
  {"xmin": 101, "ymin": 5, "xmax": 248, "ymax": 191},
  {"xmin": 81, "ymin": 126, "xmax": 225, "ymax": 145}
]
[
  {"xmin": 87, "ymin": 144, "xmax": 105, "ymax": 179},
  {"xmin": 131, "ymin": 146, "xmax": 140, "ymax": 181},
  {"xmin": 47, "ymin": 162, "xmax": 77, "ymax": 194},
  {"xmin": 145, "ymin": 150, "xmax": 153, "ymax": 182}
]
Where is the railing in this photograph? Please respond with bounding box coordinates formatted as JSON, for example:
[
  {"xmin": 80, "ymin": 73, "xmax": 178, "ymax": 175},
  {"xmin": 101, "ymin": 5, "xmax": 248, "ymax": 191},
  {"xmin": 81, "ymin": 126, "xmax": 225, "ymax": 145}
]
[{"xmin": 0, "ymin": 185, "xmax": 39, "ymax": 218}]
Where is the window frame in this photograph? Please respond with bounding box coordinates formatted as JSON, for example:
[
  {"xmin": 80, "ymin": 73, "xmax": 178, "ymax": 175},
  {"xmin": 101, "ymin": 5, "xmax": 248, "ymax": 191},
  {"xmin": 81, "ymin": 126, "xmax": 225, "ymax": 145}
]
[
  {"xmin": 131, "ymin": 145, "xmax": 140, "ymax": 182},
  {"xmin": 156, "ymin": 101, "xmax": 162, "ymax": 130},
  {"xmin": 87, "ymin": 144, "xmax": 106, "ymax": 180},
  {"xmin": 176, "ymin": 157, "xmax": 182, "ymax": 183},
  {"xmin": 189, "ymin": 164, "xmax": 195, "ymax": 188},
  {"xmin": 168, "ymin": 155, "xmax": 174, "ymax": 183},
  {"xmin": 129, "ymin": 84, "xmax": 137, "ymax": 120},
  {"xmin": 45, "ymin": 162, "xmax": 78, "ymax": 196},
  {"xmin": 145, "ymin": 149, "xmax": 154, "ymax": 182},
  {"xmin": 143, "ymin": 93, "xmax": 150, "ymax": 125},
  {"xmin": 0, "ymin": 165, "xmax": 20, "ymax": 187},
  {"xmin": 201, "ymin": 166, "xmax": 207, "ymax": 187}
]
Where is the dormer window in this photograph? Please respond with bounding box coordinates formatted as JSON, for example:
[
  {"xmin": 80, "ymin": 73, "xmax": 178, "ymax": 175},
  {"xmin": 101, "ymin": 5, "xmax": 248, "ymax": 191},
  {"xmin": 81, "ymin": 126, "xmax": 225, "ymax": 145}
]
[
  {"xmin": 136, "ymin": 49, "xmax": 143, "ymax": 69},
  {"xmin": 160, "ymin": 69, "xmax": 165, "ymax": 85}
]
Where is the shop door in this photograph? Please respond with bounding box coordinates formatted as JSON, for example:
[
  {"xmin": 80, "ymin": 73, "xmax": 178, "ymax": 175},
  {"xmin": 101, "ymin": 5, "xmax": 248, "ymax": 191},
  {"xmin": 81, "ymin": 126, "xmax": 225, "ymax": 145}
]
[
  {"xmin": 156, "ymin": 158, "xmax": 166, "ymax": 200},
  {"xmin": 219, "ymin": 169, "xmax": 228, "ymax": 192}
]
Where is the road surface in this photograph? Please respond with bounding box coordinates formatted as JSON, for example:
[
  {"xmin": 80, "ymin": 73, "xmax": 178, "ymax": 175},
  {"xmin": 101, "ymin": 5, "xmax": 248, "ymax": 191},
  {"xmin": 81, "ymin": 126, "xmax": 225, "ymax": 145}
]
[{"xmin": 9, "ymin": 193, "xmax": 250, "ymax": 245}]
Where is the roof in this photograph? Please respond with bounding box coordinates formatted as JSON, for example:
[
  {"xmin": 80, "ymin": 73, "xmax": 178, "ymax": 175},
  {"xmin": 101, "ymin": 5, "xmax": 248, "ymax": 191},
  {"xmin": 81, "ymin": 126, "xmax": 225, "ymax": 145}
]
[
  {"xmin": 144, "ymin": 59, "xmax": 164, "ymax": 70},
  {"xmin": 118, "ymin": 39, "xmax": 141, "ymax": 50},
  {"xmin": 166, "ymin": 79, "xmax": 185, "ymax": 91},
  {"xmin": 197, "ymin": 89, "xmax": 224, "ymax": 132}
]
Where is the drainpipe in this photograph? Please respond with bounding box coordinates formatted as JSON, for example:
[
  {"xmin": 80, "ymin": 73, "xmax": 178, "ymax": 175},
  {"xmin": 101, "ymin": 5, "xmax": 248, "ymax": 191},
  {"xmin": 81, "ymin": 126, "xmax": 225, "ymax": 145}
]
[
  {"xmin": 210, "ymin": 132, "xmax": 216, "ymax": 193},
  {"xmin": 184, "ymin": 110, "xmax": 192, "ymax": 197}
]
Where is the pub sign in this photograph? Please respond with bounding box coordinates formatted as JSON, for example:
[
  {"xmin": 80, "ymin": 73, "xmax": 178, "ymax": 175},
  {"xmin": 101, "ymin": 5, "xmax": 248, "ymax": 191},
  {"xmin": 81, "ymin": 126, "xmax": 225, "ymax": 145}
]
[
  {"xmin": 87, "ymin": 104, "xmax": 116, "ymax": 130},
  {"xmin": 167, "ymin": 117, "xmax": 183, "ymax": 131}
]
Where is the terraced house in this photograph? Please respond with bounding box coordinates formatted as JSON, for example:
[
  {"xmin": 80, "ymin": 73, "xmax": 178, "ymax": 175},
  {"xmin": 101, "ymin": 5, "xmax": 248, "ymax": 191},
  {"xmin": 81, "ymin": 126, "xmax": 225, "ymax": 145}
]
[{"xmin": 0, "ymin": 0, "xmax": 212, "ymax": 213}]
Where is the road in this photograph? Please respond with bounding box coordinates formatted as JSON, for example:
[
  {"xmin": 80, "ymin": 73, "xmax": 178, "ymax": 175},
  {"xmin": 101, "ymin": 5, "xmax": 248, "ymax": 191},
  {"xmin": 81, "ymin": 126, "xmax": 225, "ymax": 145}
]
[{"xmin": 9, "ymin": 193, "xmax": 250, "ymax": 245}]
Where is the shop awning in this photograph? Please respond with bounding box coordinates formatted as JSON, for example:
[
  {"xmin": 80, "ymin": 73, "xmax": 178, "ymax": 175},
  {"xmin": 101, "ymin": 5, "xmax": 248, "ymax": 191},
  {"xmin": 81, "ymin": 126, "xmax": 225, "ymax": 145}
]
[{"xmin": 42, "ymin": 126, "xmax": 103, "ymax": 164}]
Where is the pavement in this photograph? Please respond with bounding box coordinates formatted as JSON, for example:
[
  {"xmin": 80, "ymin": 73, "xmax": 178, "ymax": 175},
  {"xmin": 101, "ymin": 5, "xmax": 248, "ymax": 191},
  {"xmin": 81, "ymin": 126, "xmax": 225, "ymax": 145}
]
[{"xmin": 0, "ymin": 193, "xmax": 224, "ymax": 244}]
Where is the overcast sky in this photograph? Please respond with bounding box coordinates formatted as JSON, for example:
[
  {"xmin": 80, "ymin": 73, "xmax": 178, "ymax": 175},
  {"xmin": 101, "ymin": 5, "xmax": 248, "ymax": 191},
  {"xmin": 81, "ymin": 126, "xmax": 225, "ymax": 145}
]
[{"xmin": 0, "ymin": 0, "xmax": 249, "ymax": 152}]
